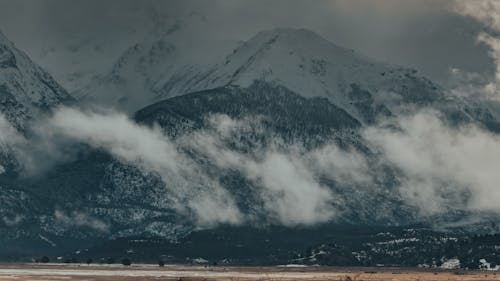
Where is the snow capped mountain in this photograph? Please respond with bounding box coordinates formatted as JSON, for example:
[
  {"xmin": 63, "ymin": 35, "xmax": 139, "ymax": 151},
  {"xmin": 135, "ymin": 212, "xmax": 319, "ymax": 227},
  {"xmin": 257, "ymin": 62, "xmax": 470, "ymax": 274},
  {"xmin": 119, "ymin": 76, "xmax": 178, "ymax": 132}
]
[
  {"xmin": 31, "ymin": 30, "xmax": 140, "ymax": 92},
  {"xmin": 209, "ymin": 28, "xmax": 399, "ymax": 95},
  {"xmin": 79, "ymin": 27, "xmax": 443, "ymax": 124},
  {"xmin": 16, "ymin": 9, "xmax": 179, "ymax": 92},
  {"xmin": 76, "ymin": 14, "xmax": 239, "ymax": 112},
  {"xmin": 199, "ymin": 28, "xmax": 444, "ymax": 124},
  {"xmin": 3, "ymin": 21, "xmax": 500, "ymax": 264},
  {"xmin": 0, "ymin": 30, "xmax": 72, "ymax": 129}
]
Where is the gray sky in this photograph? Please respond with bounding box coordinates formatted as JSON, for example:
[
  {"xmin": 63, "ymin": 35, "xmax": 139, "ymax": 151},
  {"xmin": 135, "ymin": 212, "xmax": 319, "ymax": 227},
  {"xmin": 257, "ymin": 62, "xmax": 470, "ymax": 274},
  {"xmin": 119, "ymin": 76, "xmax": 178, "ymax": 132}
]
[{"xmin": 0, "ymin": 0, "xmax": 495, "ymax": 87}]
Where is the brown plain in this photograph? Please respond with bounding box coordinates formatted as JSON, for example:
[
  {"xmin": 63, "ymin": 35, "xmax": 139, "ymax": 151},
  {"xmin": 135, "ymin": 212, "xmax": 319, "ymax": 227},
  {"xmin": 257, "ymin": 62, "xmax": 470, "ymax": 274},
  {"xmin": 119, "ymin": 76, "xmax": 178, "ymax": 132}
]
[{"xmin": 0, "ymin": 264, "xmax": 499, "ymax": 281}]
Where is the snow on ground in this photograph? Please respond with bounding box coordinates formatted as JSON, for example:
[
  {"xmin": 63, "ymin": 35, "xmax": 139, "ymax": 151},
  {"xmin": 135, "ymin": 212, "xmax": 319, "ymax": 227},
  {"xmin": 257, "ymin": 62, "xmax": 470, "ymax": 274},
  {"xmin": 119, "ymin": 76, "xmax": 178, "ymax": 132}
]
[
  {"xmin": 480, "ymin": 258, "xmax": 500, "ymax": 270},
  {"xmin": 440, "ymin": 258, "xmax": 461, "ymax": 269},
  {"xmin": 277, "ymin": 264, "xmax": 308, "ymax": 267}
]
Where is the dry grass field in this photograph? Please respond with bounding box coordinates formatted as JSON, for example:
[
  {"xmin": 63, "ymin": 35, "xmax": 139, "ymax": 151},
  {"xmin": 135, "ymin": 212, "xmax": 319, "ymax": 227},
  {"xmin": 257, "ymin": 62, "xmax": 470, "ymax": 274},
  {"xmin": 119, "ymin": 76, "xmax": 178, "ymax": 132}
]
[{"xmin": 0, "ymin": 264, "xmax": 499, "ymax": 281}]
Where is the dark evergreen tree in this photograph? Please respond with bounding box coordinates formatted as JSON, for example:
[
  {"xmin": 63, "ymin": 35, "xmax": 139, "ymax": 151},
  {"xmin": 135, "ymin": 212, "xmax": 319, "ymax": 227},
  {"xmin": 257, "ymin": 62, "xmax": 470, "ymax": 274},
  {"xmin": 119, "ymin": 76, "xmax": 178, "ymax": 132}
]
[{"xmin": 121, "ymin": 258, "xmax": 132, "ymax": 266}]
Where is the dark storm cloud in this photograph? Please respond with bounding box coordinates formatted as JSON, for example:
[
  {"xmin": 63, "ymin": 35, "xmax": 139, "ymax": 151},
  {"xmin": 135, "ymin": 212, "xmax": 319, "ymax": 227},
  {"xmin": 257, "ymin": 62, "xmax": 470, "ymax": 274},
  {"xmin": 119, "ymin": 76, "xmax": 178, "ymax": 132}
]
[{"xmin": 0, "ymin": 0, "xmax": 495, "ymax": 86}]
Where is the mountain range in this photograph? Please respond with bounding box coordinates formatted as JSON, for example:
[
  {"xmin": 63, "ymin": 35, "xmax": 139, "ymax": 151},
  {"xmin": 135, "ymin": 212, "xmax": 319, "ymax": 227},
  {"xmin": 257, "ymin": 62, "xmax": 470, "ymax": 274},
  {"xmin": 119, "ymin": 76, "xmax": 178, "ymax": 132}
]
[{"xmin": 1, "ymin": 23, "xmax": 500, "ymax": 268}]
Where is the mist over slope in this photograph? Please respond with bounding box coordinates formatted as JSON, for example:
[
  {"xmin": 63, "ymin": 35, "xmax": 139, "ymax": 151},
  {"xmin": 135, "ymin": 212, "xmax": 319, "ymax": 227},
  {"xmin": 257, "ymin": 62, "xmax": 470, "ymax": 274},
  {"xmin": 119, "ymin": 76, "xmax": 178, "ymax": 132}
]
[{"xmin": 0, "ymin": 30, "xmax": 73, "ymax": 177}]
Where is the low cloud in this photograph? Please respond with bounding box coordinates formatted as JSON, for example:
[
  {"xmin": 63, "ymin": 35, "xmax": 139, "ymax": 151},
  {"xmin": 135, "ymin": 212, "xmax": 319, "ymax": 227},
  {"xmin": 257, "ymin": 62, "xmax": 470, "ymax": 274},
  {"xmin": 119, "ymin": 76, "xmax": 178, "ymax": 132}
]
[
  {"xmin": 0, "ymin": 113, "xmax": 84, "ymax": 176},
  {"xmin": 368, "ymin": 3, "xmax": 500, "ymax": 218},
  {"xmin": 54, "ymin": 210, "xmax": 109, "ymax": 232},
  {"xmin": 186, "ymin": 132, "xmax": 338, "ymax": 226},
  {"xmin": 44, "ymin": 110, "xmax": 372, "ymax": 226},
  {"xmin": 453, "ymin": 1, "xmax": 500, "ymax": 98},
  {"xmin": 182, "ymin": 114, "xmax": 371, "ymax": 226},
  {"xmin": 0, "ymin": 114, "xmax": 22, "ymax": 145},
  {"xmin": 6, "ymin": 105, "xmax": 500, "ymax": 228},
  {"xmin": 47, "ymin": 107, "xmax": 243, "ymax": 227},
  {"xmin": 454, "ymin": 1, "xmax": 500, "ymax": 31},
  {"xmin": 363, "ymin": 110, "xmax": 500, "ymax": 216},
  {"xmin": 2, "ymin": 108, "xmax": 374, "ymax": 227}
]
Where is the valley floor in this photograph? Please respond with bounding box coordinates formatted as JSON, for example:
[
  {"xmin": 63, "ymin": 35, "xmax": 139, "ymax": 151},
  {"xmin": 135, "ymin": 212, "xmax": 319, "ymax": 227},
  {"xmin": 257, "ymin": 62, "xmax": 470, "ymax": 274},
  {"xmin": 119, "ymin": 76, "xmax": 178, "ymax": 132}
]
[{"xmin": 0, "ymin": 264, "xmax": 498, "ymax": 281}]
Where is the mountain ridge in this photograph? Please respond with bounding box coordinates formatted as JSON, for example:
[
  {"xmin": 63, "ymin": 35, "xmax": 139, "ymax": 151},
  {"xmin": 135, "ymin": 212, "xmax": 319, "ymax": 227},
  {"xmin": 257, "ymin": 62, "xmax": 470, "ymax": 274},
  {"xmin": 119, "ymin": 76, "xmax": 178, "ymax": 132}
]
[
  {"xmin": 77, "ymin": 27, "xmax": 444, "ymax": 123},
  {"xmin": 0, "ymin": 29, "xmax": 73, "ymax": 130}
]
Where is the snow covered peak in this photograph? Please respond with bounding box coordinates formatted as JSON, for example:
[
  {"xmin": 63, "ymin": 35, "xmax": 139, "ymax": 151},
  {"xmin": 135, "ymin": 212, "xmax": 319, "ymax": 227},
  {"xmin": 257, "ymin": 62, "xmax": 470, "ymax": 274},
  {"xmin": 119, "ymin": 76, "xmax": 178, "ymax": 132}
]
[
  {"xmin": 199, "ymin": 27, "xmax": 442, "ymax": 123},
  {"xmin": 245, "ymin": 28, "xmax": 354, "ymax": 56},
  {"xmin": 0, "ymin": 29, "xmax": 72, "ymax": 129},
  {"xmin": 79, "ymin": 26, "xmax": 442, "ymax": 121},
  {"xmin": 212, "ymin": 27, "xmax": 393, "ymax": 92},
  {"xmin": 76, "ymin": 16, "xmax": 240, "ymax": 112}
]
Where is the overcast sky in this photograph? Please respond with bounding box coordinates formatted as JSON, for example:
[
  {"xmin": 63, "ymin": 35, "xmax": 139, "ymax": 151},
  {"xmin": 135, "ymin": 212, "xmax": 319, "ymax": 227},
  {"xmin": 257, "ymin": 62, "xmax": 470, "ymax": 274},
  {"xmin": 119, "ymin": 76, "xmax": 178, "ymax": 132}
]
[{"xmin": 0, "ymin": 0, "xmax": 495, "ymax": 87}]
